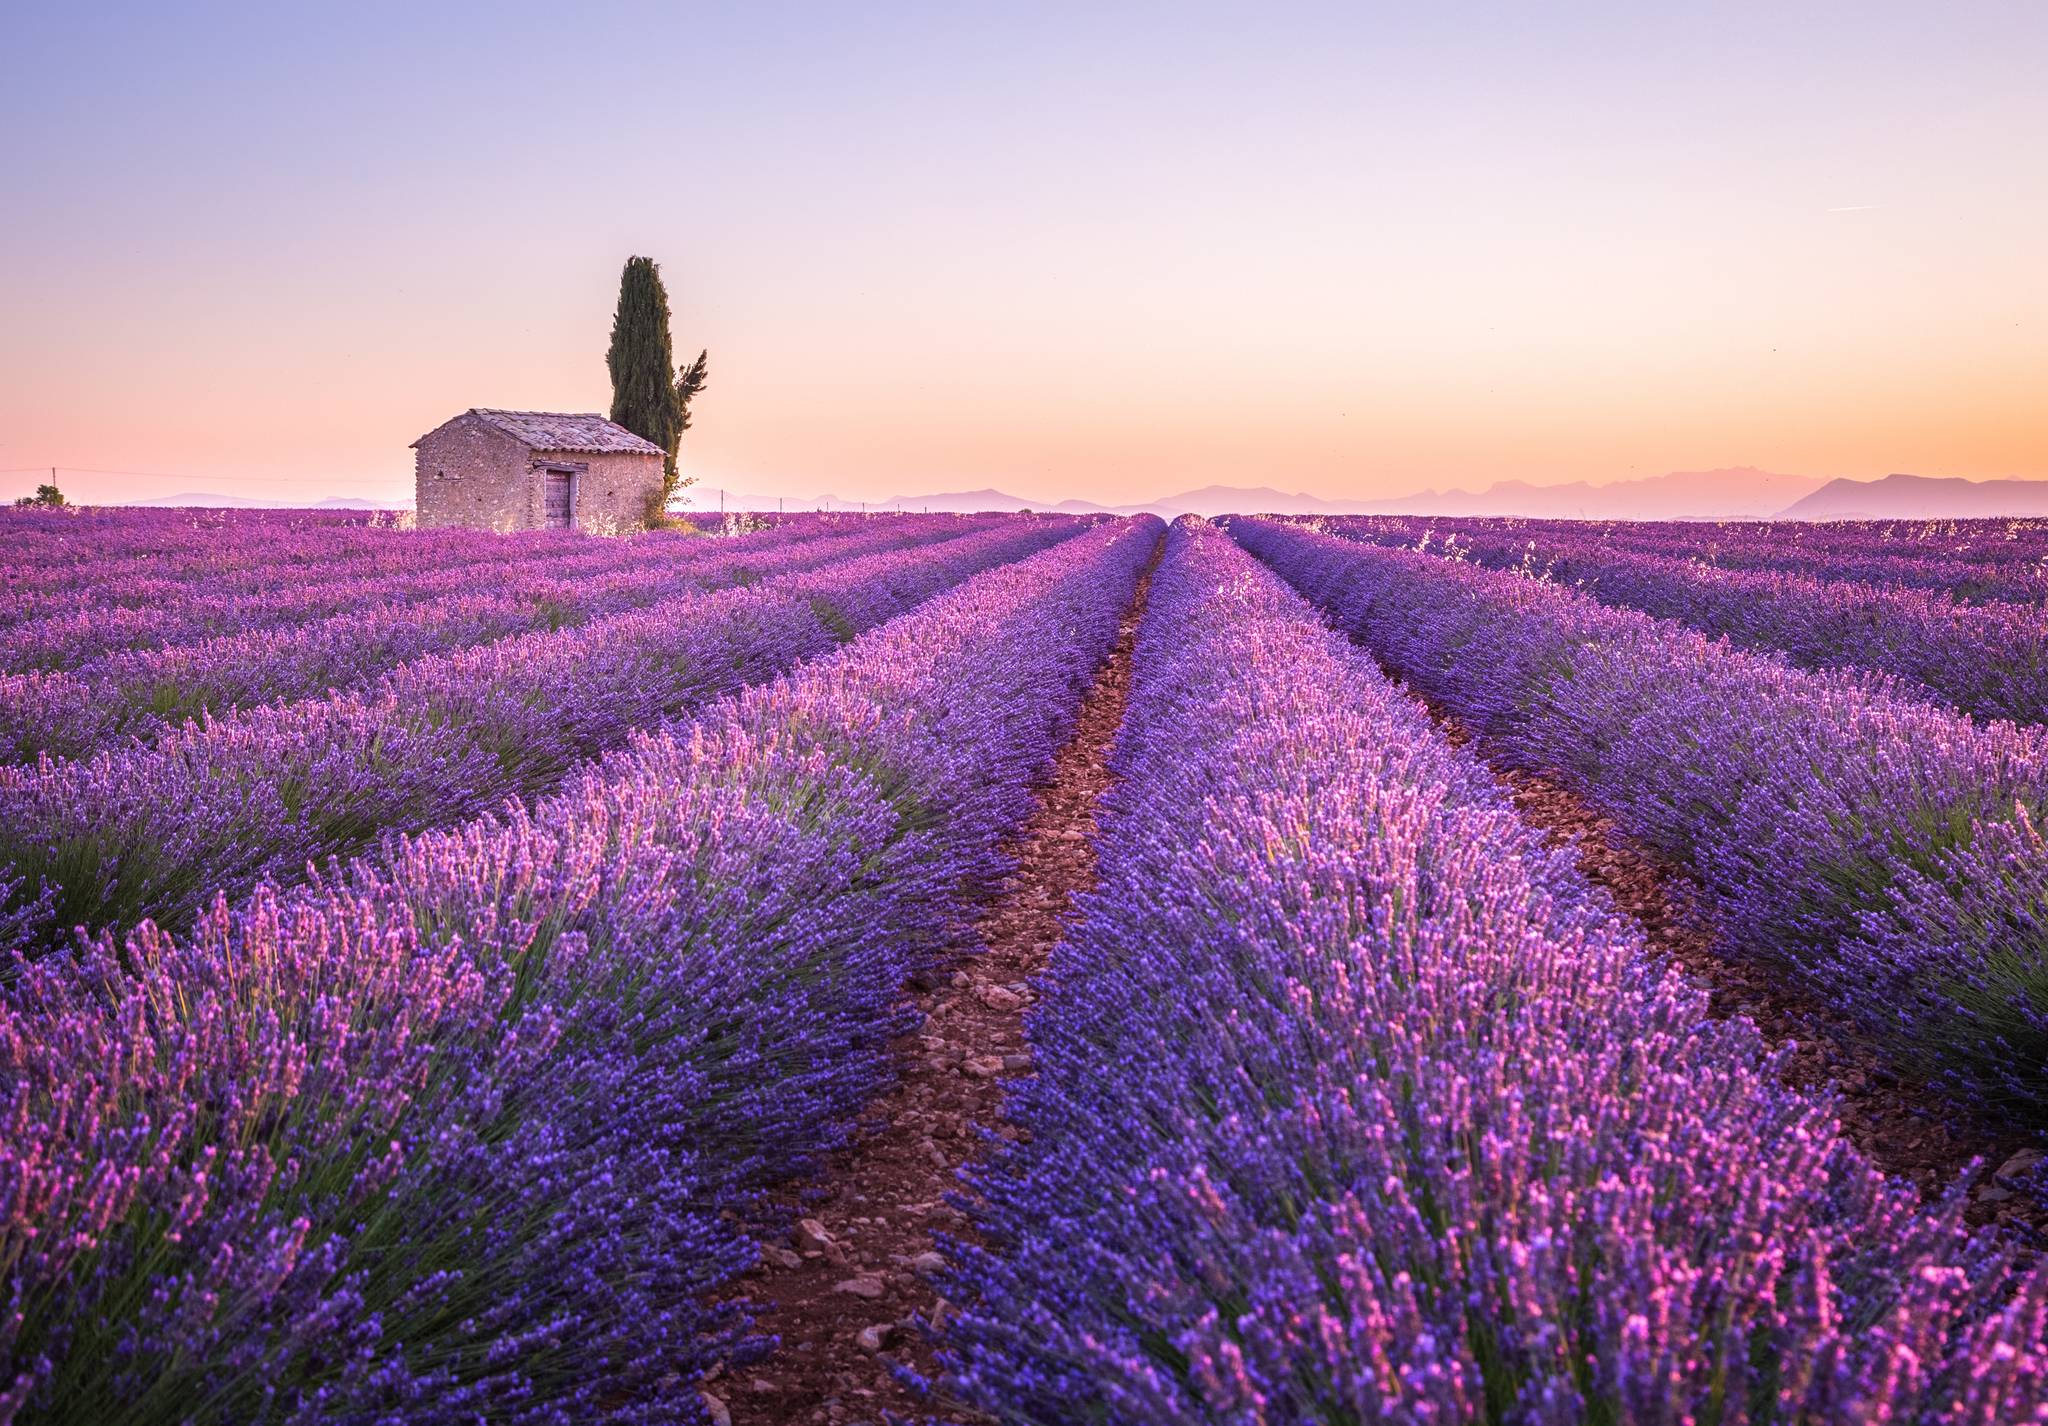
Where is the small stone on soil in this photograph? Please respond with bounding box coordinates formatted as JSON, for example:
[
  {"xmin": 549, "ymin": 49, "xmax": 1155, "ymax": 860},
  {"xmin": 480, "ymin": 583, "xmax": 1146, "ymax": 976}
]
[{"xmin": 1997, "ymin": 1148, "xmax": 2045, "ymax": 1181}]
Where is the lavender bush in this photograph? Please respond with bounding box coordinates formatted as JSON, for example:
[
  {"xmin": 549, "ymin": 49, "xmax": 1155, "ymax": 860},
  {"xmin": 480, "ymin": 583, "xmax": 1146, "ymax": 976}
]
[
  {"xmin": 0, "ymin": 516, "xmax": 996, "ymax": 762},
  {"xmin": 0, "ymin": 517, "xmax": 1160, "ymax": 1423},
  {"xmin": 1315, "ymin": 516, "xmax": 2048, "ymax": 725},
  {"xmin": 2, "ymin": 507, "xmax": 436, "ymax": 601},
  {"xmin": 0, "ymin": 517, "xmax": 1082, "ymax": 953},
  {"xmin": 0, "ymin": 510, "xmax": 572, "ymax": 643},
  {"xmin": 941, "ymin": 517, "xmax": 2048, "ymax": 1424},
  {"xmin": 1319, "ymin": 512, "xmax": 2048, "ymax": 605},
  {"xmin": 0, "ymin": 511, "xmax": 887, "ymax": 673},
  {"xmin": 1231, "ymin": 516, "xmax": 2048, "ymax": 1126}
]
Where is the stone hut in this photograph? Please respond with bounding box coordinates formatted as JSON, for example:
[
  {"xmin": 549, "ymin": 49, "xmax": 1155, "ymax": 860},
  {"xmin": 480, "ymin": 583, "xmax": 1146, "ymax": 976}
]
[{"xmin": 412, "ymin": 409, "xmax": 665, "ymax": 532}]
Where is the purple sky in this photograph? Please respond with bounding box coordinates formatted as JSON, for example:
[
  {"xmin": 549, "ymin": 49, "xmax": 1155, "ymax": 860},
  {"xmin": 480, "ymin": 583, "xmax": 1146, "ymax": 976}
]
[{"xmin": 3, "ymin": 1, "xmax": 2044, "ymax": 506}]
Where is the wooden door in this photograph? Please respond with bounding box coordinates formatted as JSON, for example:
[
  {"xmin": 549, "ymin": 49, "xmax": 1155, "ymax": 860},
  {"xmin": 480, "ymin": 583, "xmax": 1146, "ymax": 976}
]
[{"xmin": 544, "ymin": 470, "xmax": 573, "ymax": 529}]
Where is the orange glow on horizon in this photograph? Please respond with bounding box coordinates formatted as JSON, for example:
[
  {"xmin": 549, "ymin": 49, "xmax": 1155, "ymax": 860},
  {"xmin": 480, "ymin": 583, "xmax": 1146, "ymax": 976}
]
[{"xmin": 3, "ymin": 4, "xmax": 2043, "ymax": 508}]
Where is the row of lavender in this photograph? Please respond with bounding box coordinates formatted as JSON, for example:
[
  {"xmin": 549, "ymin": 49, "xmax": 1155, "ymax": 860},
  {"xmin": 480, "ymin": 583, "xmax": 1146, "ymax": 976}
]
[
  {"xmin": 0, "ymin": 509, "xmax": 548, "ymax": 623},
  {"xmin": 1230, "ymin": 517, "xmax": 2048, "ymax": 1129},
  {"xmin": 0, "ymin": 516, "xmax": 1000, "ymax": 762},
  {"xmin": 1593, "ymin": 516, "xmax": 2048, "ymax": 602},
  {"xmin": 3, "ymin": 530, "xmax": 607, "ymax": 668},
  {"xmin": 0, "ymin": 518, "xmax": 1159, "ymax": 1423},
  {"xmin": 1324, "ymin": 513, "xmax": 2048, "ymax": 605},
  {"xmin": 0, "ymin": 517, "xmax": 1084, "ymax": 955},
  {"xmin": 941, "ymin": 518, "xmax": 2047, "ymax": 1423},
  {"xmin": 1311, "ymin": 515, "xmax": 2048, "ymax": 725},
  {"xmin": 0, "ymin": 511, "xmax": 922, "ymax": 670},
  {"xmin": 1564, "ymin": 513, "xmax": 2048, "ymax": 568},
  {"xmin": 2, "ymin": 505, "xmax": 395, "ymax": 586}
]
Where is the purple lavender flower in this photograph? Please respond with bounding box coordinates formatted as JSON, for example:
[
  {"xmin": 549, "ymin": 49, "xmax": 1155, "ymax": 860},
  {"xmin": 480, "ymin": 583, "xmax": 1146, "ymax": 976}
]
[
  {"xmin": 1312, "ymin": 514, "xmax": 2048, "ymax": 725},
  {"xmin": 1231, "ymin": 515, "xmax": 2048, "ymax": 1128},
  {"xmin": 0, "ymin": 517, "xmax": 1160, "ymax": 1422},
  {"xmin": 941, "ymin": 517, "xmax": 2048, "ymax": 1424},
  {"xmin": 0, "ymin": 516, "xmax": 1085, "ymax": 952},
  {"xmin": 0, "ymin": 515, "xmax": 993, "ymax": 761}
]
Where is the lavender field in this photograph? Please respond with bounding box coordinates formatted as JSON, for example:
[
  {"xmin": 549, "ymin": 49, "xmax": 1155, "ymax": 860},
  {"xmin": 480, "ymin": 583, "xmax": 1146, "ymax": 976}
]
[{"xmin": 4, "ymin": 505, "xmax": 2047, "ymax": 1424}]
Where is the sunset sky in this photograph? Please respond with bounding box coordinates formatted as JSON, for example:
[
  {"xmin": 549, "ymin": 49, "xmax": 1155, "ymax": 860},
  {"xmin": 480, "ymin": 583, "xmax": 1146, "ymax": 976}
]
[{"xmin": 4, "ymin": 1, "xmax": 2045, "ymax": 508}]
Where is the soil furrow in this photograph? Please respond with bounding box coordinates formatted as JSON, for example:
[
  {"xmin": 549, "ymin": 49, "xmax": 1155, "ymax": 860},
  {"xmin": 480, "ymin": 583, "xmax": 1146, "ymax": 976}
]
[
  {"xmin": 1423, "ymin": 706, "xmax": 2047, "ymax": 1241},
  {"xmin": 713, "ymin": 544, "xmax": 1159, "ymax": 1426}
]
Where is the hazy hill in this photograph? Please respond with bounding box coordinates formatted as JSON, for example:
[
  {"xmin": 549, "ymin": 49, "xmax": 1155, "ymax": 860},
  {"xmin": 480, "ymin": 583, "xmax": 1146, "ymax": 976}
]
[
  {"xmin": 1136, "ymin": 485, "xmax": 1379, "ymax": 517},
  {"xmin": 1367, "ymin": 467, "xmax": 1824, "ymax": 519},
  {"xmin": 865, "ymin": 486, "xmax": 1382, "ymax": 518},
  {"xmin": 878, "ymin": 488, "xmax": 1042, "ymax": 513},
  {"xmin": 130, "ymin": 492, "xmax": 394, "ymax": 509},
  {"xmin": 132, "ymin": 492, "xmax": 300, "ymax": 508},
  {"xmin": 868, "ymin": 468, "xmax": 1828, "ymax": 519},
  {"xmin": 695, "ymin": 488, "xmax": 1056, "ymax": 514},
  {"xmin": 1777, "ymin": 473, "xmax": 2048, "ymax": 520},
  {"xmin": 115, "ymin": 467, "xmax": 2048, "ymax": 523}
]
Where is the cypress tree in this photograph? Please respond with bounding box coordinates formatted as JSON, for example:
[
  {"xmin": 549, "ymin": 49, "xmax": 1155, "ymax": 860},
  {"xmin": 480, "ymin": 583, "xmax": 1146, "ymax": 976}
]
[
  {"xmin": 606, "ymin": 256, "xmax": 684, "ymax": 500},
  {"xmin": 674, "ymin": 348, "xmax": 710, "ymax": 438}
]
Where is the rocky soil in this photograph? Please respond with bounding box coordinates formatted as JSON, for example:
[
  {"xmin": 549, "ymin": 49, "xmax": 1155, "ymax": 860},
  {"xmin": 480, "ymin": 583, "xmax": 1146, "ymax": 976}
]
[
  {"xmin": 1430, "ymin": 711, "xmax": 2046, "ymax": 1242},
  {"xmin": 716, "ymin": 546, "xmax": 1157, "ymax": 1425}
]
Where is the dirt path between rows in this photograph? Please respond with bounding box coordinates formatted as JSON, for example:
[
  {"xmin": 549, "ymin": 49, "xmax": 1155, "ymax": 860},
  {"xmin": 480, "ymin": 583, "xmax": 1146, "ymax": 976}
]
[
  {"xmin": 707, "ymin": 546, "xmax": 1158, "ymax": 1426},
  {"xmin": 1424, "ymin": 710, "xmax": 2046, "ymax": 1242}
]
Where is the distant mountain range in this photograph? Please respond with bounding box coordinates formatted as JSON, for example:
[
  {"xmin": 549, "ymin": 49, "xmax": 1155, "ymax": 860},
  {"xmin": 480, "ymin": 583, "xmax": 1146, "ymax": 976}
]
[
  {"xmin": 700, "ymin": 470, "xmax": 1800, "ymax": 520},
  {"xmin": 858, "ymin": 468, "xmax": 1828, "ymax": 520},
  {"xmin": 131, "ymin": 493, "xmax": 388, "ymax": 509},
  {"xmin": 1777, "ymin": 473, "xmax": 2048, "ymax": 521},
  {"xmin": 1366, "ymin": 467, "xmax": 1828, "ymax": 519},
  {"xmin": 857, "ymin": 469, "xmax": 2048, "ymax": 521},
  {"xmin": 85, "ymin": 470, "xmax": 2048, "ymax": 521}
]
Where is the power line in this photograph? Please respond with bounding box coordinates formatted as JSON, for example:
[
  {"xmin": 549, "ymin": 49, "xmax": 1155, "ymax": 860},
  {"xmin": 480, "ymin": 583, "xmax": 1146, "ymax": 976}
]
[{"xmin": 50, "ymin": 466, "xmax": 387, "ymax": 488}]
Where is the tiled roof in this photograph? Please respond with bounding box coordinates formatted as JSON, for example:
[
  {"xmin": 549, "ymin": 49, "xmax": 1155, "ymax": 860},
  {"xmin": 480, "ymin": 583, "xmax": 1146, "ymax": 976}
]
[{"xmin": 417, "ymin": 409, "xmax": 665, "ymax": 456}]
